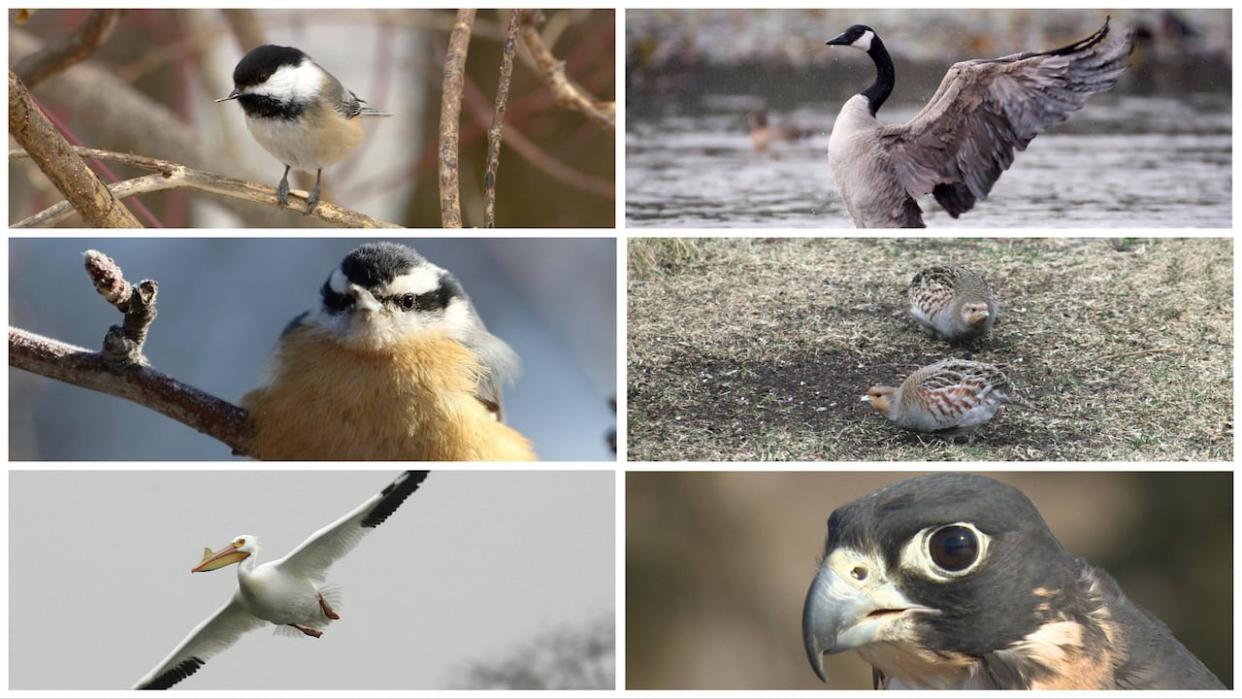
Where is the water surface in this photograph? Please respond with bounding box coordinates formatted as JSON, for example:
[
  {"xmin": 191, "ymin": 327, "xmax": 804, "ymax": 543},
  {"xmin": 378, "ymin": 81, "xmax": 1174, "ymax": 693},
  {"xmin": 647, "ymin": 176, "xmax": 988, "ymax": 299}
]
[{"xmin": 626, "ymin": 95, "xmax": 1232, "ymax": 228}]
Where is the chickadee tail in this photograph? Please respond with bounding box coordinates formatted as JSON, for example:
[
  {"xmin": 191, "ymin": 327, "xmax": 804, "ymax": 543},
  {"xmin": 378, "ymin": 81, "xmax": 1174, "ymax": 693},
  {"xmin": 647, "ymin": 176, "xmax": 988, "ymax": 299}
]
[{"xmin": 359, "ymin": 107, "xmax": 394, "ymax": 117}]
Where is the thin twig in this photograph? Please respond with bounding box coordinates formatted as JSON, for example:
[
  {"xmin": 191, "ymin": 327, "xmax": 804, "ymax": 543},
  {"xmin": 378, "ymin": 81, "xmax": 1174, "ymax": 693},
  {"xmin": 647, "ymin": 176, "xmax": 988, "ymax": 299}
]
[
  {"xmin": 8, "ymin": 70, "xmax": 143, "ymax": 227},
  {"xmin": 517, "ymin": 10, "xmax": 615, "ymax": 130},
  {"xmin": 10, "ymin": 146, "xmax": 402, "ymax": 228},
  {"xmin": 9, "ymin": 249, "xmax": 253, "ymax": 453},
  {"xmin": 463, "ymin": 79, "xmax": 613, "ymax": 200},
  {"xmin": 484, "ymin": 9, "xmax": 520, "ymax": 228},
  {"xmin": 13, "ymin": 9, "xmax": 120, "ymax": 88},
  {"xmin": 439, "ymin": 9, "xmax": 476, "ymax": 228}
]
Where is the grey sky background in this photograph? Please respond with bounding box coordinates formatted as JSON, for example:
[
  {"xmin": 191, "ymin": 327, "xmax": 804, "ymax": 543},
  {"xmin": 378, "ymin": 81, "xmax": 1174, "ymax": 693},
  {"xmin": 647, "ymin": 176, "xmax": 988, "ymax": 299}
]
[
  {"xmin": 9, "ymin": 470, "xmax": 615, "ymax": 690},
  {"xmin": 9, "ymin": 238, "xmax": 616, "ymax": 461}
]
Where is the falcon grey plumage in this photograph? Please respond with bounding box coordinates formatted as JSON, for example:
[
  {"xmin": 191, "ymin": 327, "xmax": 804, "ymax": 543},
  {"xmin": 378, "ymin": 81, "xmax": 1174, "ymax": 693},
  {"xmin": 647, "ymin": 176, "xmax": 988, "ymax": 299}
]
[{"xmin": 802, "ymin": 473, "xmax": 1224, "ymax": 689}]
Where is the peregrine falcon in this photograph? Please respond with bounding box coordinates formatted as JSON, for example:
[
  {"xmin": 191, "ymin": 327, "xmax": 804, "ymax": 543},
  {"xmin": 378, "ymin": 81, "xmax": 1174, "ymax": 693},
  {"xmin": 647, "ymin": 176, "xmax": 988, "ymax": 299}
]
[{"xmin": 801, "ymin": 473, "xmax": 1225, "ymax": 689}]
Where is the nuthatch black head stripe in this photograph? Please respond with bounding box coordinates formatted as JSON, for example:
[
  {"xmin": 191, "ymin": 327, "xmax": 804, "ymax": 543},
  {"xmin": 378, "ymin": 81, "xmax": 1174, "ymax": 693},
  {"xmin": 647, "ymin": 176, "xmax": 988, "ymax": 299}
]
[
  {"xmin": 803, "ymin": 473, "xmax": 1224, "ymax": 689},
  {"xmin": 302, "ymin": 242, "xmax": 516, "ymax": 381},
  {"xmin": 217, "ymin": 44, "xmax": 391, "ymax": 214}
]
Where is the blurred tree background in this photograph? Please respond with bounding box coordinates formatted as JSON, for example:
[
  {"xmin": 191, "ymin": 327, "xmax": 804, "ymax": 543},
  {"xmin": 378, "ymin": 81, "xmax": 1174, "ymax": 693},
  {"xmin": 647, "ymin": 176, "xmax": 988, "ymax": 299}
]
[
  {"xmin": 627, "ymin": 472, "xmax": 1232, "ymax": 689},
  {"xmin": 9, "ymin": 9, "xmax": 614, "ymax": 227},
  {"xmin": 457, "ymin": 616, "xmax": 614, "ymax": 689}
]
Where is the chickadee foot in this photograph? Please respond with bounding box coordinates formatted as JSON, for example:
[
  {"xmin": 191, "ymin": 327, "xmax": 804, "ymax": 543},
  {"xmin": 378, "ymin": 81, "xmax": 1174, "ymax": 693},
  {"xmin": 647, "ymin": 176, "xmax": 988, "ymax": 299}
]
[
  {"xmin": 304, "ymin": 168, "xmax": 322, "ymax": 216},
  {"xmin": 304, "ymin": 190, "xmax": 320, "ymax": 216},
  {"xmin": 276, "ymin": 166, "xmax": 291, "ymax": 209}
]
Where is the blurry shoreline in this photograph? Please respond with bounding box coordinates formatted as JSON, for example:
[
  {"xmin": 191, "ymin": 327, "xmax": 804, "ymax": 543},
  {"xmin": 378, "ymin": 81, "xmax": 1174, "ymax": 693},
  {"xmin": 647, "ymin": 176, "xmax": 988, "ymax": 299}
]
[{"xmin": 627, "ymin": 8, "xmax": 1232, "ymax": 113}]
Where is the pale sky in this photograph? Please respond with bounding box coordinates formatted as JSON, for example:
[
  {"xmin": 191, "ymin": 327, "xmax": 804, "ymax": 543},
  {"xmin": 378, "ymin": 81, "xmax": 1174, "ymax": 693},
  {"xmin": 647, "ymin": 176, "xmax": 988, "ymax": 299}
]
[{"xmin": 9, "ymin": 470, "xmax": 615, "ymax": 690}]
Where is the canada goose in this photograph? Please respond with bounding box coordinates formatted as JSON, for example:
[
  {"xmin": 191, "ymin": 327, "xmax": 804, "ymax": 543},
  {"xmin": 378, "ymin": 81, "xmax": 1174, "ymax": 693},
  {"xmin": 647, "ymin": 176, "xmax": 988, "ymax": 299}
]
[{"xmin": 824, "ymin": 20, "xmax": 1132, "ymax": 228}]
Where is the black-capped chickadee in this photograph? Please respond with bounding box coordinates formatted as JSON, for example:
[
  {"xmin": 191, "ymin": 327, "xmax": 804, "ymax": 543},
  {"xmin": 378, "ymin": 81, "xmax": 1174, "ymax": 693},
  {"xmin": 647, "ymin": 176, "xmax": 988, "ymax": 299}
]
[
  {"xmin": 217, "ymin": 44, "xmax": 390, "ymax": 214},
  {"xmin": 242, "ymin": 242, "xmax": 536, "ymax": 461}
]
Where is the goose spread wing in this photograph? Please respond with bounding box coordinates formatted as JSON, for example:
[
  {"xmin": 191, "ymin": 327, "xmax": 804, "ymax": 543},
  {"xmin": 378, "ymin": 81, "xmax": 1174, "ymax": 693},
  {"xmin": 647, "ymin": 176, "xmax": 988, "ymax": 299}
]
[
  {"xmin": 879, "ymin": 20, "xmax": 1131, "ymax": 217},
  {"xmin": 133, "ymin": 599, "xmax": 264, "ymax": 689}
]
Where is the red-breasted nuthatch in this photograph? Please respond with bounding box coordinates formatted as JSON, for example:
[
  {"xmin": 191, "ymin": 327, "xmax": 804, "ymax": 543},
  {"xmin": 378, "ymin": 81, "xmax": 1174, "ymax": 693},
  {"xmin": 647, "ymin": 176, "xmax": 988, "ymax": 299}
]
[{"xmin": 242, "ymin": 242, "xmax": 536, "ymax": 460}]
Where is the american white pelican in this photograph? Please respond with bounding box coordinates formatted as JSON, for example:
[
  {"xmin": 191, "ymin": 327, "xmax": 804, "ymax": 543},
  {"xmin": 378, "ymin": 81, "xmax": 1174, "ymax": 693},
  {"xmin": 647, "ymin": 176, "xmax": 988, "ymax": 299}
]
[{"xmin": 133, "ymin": 470, "xmax": 429, "ymax": 690}]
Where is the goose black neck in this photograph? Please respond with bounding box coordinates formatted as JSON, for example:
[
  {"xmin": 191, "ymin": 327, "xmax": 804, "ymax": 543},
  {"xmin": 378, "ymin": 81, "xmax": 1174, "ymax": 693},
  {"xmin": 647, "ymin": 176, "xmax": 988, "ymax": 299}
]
[{"xmin": 862, "ymin": 39, "xmax": 895, "ymax": 116}]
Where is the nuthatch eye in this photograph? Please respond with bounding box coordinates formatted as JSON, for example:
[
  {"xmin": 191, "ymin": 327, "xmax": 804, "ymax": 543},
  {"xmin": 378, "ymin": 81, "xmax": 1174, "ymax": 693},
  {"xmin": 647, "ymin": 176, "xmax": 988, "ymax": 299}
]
[
  {"xmin": 217, "ymin": 44, "xmax": 391, "ymax": 215},
  {"xmin": 242, "ymin": 242, "xmax": 536, "ymax": 461}
]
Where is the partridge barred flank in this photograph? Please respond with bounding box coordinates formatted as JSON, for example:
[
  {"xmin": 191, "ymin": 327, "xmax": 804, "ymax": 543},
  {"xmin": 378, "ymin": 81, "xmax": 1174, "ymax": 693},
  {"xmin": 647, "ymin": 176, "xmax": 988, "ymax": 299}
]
[
  {"xmin": 908, "ymin": 265, "xmax": 997, "ymax": 342},
  {"xmin": 862, "ymin": 359, "xmax": 1032, "ymax": 438}
]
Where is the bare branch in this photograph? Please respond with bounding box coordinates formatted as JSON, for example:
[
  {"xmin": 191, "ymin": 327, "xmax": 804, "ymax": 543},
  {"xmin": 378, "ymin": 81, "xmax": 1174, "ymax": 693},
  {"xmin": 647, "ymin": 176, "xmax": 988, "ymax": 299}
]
[
  {"xmin": 8, "ymin": 70, "xmax": 143, "ymax": 227},
  {"xmin": 517, "ymin": 10, "xmax": 615, "ymax": 130},
  {"xmin": 12, "ymin": 9, "xmax": 120, "ymax": 88},
  {"xmin": 484, "ymin": 10, "xmax": 520, "ymax": 228},
  {"xmin": 9, "ymin": 252, "xmax": 251, "ymax": 453},
  {"xmin": 439, "ymin": 9, "xmax": 476, "ymax": 228},
  {"xmin": 11, "ymin": 146, "xmax": 402, "ymax": 228},
  {"xmin": 10, "ymin": 329, "xmax": 252, "ymax": 455},
  {"xmin": 221, "ymin": 9, "xmax": 266, "ymax": 51}
]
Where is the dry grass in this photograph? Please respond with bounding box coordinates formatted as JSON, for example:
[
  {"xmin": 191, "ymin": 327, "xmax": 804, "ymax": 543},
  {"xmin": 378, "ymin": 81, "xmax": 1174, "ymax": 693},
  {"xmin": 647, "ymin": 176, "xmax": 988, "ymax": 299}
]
[{"xmin": 627, "ymin": 238, "xmax": 1233, "ymax": 461}]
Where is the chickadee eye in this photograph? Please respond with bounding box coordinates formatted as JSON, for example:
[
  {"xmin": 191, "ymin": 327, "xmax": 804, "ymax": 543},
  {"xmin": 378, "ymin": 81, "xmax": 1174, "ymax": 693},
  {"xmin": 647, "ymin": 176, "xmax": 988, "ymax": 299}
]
[
  {"xmin": 929, "ymin": 525, "xmax": 978, "ymax": 572},
  {"xmin": 399, "ymin": 294, "xmax": 417, "ymax": 311}
]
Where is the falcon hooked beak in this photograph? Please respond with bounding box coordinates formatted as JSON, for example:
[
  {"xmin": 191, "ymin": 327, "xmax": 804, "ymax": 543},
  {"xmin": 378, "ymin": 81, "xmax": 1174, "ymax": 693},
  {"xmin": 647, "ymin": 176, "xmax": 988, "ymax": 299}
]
[{"xmin": 803, "ymin": 552, "xmax": 938, "ymax": 682}]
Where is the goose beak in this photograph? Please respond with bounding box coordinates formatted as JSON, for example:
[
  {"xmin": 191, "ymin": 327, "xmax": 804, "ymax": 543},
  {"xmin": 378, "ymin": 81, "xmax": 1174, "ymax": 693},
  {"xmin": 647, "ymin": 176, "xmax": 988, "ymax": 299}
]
[
  {"xmin": 215, "ymin": 89, "xmax": 241, "ymax": 103},
  {"xmin": 825, "ymin": 32, "xmax": 852, "ymax": 46}
]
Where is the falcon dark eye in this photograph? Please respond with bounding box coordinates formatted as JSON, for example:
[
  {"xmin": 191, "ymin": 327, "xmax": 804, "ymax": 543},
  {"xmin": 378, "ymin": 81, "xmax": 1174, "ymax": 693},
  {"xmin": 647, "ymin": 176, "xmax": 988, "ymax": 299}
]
[
  {"xmin": 929, "ymin": 525, "xmax": 978, "ymax": 572},
  {"xmin": 398, "ymin": 293, "xmax": 417, "ymax": 311}
]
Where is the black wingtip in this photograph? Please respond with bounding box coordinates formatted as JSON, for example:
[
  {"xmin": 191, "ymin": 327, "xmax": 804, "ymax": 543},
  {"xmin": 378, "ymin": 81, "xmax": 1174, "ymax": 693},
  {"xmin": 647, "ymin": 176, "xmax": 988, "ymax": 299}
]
[
  {"xmin": 361, "ymin": 471, "xmax": 429, "ymax": 528},
  {"xmin": 137, "ymin": 656, "xmax": 205, "ymax": 690},
  {"xmin": 1042, "ymin": 17, "xmax": 1112, "ymax": 57}
]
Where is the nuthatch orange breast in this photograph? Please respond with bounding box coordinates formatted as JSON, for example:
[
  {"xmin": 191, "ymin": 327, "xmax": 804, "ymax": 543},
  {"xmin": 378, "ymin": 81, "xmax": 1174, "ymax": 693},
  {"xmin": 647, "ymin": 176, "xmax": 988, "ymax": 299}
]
[
  {"xmin": 217, "ymin": 44, "xmax": 390, "ymax": 214},
  {"xmin": 242, "ymin": 242, "xmax": 536, "ymax": 461}
]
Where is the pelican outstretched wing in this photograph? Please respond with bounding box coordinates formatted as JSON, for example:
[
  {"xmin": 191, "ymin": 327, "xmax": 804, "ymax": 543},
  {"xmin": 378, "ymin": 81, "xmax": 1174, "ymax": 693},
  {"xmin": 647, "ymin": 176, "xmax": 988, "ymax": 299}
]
[
  {"xmin": 272, "ymin": 471, "xmax": 429, "ymax": 582},
  {"xmin": 133, "ymin": 598, "xmax": 264, "ymax": 689}
]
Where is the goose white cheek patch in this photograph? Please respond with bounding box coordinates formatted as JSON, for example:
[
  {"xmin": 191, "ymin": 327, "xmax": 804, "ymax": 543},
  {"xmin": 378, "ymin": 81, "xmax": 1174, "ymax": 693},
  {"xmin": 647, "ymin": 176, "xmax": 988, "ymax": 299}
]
[{"xmin": 853, "ymin": 30, "xmax": 875, "ymax": 50}]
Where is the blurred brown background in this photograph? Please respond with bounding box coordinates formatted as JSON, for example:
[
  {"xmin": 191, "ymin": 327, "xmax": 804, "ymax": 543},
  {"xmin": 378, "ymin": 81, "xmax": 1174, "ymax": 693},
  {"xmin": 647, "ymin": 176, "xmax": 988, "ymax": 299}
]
[
  {"xmin": 627, "ymin": 471, "xmax": 1232, "ymax": 689},
  {"xmin": 9, "ymin": 9, "xmax": 614, "ymax": 227}
]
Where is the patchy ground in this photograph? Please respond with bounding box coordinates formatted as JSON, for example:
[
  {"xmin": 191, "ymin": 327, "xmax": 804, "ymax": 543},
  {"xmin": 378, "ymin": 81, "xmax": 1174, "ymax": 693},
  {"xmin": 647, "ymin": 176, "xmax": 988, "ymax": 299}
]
[{"xmin": 627, "ymin": 238, "xmax": 1233, "ymax": 461}]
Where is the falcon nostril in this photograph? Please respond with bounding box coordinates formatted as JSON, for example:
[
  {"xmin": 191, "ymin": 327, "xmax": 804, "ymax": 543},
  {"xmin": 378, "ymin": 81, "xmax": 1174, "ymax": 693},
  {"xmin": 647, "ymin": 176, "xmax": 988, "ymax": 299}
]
[{"xmin": 851, "ymin": 566, "xmax": 868, "ymax": 581}]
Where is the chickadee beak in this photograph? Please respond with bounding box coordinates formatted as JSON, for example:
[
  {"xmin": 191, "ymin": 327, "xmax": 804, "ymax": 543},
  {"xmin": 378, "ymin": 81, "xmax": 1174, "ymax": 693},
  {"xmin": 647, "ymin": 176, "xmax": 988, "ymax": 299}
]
[{"xmin": 215, "ymin": 89, "xmax": 241, "ymax": 103}]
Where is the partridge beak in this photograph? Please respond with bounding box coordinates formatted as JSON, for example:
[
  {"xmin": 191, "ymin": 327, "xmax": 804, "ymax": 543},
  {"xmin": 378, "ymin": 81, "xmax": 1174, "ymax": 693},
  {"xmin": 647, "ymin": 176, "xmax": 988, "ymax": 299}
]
[
  {"xmin": 859, "ymin": 395, "xmax": 871, "ymax": 403},
  {"xmin": 215, "ymin": 89, "xmax": 241, "ymax": 103},
  {"xmin": 192, "ymin": 542, "xmax": 249, "ymax": 573}
]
